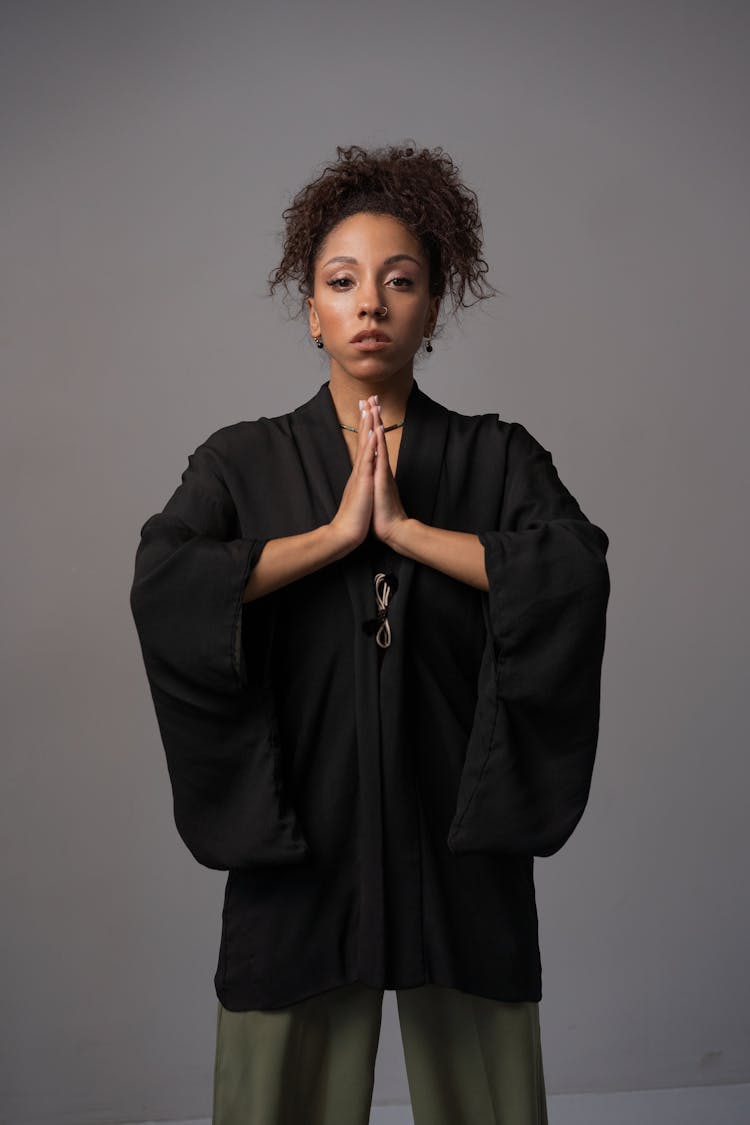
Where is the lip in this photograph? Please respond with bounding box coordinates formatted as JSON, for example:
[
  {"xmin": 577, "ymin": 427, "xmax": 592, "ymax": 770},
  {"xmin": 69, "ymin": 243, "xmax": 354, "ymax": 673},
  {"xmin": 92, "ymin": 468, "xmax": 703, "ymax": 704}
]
[{"xmin": 350, "ymin": 330, "xmax": 391, "ymax": 347}]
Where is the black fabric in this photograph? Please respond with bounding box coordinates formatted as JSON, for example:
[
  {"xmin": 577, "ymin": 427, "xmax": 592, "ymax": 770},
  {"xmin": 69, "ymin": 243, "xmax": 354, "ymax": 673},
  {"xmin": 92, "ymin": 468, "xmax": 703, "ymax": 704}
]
[{"xmin": 129, "ymin": 381, "xmax": 610, "ymax": 1010}]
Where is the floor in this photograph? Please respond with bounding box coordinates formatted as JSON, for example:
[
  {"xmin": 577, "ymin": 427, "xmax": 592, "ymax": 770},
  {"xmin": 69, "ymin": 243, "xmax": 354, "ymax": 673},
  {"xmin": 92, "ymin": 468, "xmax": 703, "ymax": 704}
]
[{"xmin": 125, "ymin": 1083, "xmax": 750, "ymax": 1125}]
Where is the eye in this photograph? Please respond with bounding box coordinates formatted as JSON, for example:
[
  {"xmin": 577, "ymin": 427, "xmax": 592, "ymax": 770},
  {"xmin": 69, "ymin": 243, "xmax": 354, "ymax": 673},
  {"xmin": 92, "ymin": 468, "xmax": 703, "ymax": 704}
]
[
  {"xmin": 388, "ymin": 276, "xmax": 415, "ymax": 288},
  {"xmin": 326, "ymin": 277, "xmax": 353, "ymax": 289}
]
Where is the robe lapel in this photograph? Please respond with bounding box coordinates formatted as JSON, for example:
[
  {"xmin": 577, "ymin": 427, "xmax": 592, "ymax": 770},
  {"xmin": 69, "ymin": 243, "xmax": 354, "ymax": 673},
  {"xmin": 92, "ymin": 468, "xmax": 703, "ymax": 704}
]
[
  {"xmin": 376, "ymin": 384, "xmax": 452, "ymax": 971},
  {"xmin": 291, "ymin": 385, "xmax": 388, "ymax": 973},
  {"xmin": 385, "ymin": 381, "xmax": 451, "ymax": 637},
  {"xmin": 394, "ymin": 380, "xmax": 451, "ymax": 526},
  {"xmin": 289, "ymin": 381, "xmax": 351, "ymax": 526}
]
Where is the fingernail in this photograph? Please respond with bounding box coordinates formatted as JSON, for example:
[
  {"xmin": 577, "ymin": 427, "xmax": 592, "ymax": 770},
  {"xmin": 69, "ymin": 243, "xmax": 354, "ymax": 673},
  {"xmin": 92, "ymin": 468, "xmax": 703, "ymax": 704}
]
[
  {"xmin": 373, "ymin": 395, "xmax": 380, "ymax": 404},
  {"xmin": 358, "ymin": 399, "xmax": 364, "ymax": 409}
]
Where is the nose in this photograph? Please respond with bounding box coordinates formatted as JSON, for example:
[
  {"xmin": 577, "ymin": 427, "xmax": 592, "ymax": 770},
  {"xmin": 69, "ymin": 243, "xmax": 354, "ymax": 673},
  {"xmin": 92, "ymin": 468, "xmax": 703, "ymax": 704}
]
[{"xmin": 358, "ymin": 301, "xmax": 388, "ymax": 318}]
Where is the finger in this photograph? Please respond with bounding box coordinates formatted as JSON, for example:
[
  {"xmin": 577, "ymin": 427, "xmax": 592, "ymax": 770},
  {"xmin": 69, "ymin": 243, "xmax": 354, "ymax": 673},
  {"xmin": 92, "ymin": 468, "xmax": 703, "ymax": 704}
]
[
  {"xmin": 374, "ymin": 421, "xmax": 388, "ymax": 478},
  {"xmin": 353, "ymin": 400, "xmax": 379, "ymax": 472},
  {"xmin": 351, "ymin": 403, "xmax": 370, "ymax": 468},
  {"xmin": 361, "ymin": 415, "xmax": 377, "ymax": 471},
  {"xmin": 369, "ymin": 401, "xmax": 381, "ymax": 445},
  {"xmin": 359, "ymin": 400, "xmax": 376, "ymax": 448}
]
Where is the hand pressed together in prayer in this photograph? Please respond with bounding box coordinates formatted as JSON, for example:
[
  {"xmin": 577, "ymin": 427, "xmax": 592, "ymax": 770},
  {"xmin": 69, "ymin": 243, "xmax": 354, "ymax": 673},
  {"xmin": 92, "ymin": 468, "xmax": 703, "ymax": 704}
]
[{"xmin": 331, "ymin": 394, "xmax": 407, "ymax": 549}]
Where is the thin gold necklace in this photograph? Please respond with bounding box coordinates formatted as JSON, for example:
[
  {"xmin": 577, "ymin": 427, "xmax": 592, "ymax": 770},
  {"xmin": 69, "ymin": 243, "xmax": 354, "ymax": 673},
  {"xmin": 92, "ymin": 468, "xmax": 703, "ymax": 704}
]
[{"xmin": 340, "ymin": 419, "xmax": 405, "ymax": 434}]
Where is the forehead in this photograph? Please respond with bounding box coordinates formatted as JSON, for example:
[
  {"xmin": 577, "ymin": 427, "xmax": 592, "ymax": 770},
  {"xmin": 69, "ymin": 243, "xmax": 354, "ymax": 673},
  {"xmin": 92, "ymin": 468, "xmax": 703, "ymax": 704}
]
[{"xmin": 316, "ymin": 211, "xmax": 425, "ymax": 264}]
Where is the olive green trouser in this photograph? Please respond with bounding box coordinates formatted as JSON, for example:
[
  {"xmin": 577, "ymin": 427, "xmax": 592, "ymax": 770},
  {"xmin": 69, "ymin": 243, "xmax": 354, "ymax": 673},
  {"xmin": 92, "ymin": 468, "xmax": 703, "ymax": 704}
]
[{"xmin": 212, "ymin": 981, "xmax": 548, "ymax": 1125}]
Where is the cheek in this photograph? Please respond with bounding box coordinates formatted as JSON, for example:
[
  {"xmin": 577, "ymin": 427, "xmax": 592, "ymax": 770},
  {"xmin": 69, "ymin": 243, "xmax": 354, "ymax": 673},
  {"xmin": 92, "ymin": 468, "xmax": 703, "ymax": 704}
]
[
  {"xmin": 316, "ymin": 297, "xmax": 351, "ymax": 332},
  {"xmin": 407, "ymin": 304, "xmax": 430, "ymax": 335}
]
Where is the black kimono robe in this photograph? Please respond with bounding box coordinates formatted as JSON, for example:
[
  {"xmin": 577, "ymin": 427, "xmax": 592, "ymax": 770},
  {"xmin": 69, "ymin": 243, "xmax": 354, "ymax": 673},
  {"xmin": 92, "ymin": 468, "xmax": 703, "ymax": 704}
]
[{"xmin": 129, "ymin": 380, "xmax": 610, "ymax": 1011}]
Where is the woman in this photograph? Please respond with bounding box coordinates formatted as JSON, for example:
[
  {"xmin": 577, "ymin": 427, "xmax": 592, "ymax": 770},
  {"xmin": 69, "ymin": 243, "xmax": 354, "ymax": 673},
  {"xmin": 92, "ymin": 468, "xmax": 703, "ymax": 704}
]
[{"xmin": 130, "ymin": 143, "xmax": 610, "ymax": 1125}]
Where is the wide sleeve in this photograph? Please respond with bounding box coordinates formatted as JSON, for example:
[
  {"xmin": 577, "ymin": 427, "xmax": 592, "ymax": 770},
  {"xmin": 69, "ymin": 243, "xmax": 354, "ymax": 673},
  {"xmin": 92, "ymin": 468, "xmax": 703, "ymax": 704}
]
[
  {"xmin": 129, "ymin": 436, "xmax": 310, "ymax": 870},
  {"xmin": 446, "ymin": 421, "xmax": 610, "ymax": 858}
]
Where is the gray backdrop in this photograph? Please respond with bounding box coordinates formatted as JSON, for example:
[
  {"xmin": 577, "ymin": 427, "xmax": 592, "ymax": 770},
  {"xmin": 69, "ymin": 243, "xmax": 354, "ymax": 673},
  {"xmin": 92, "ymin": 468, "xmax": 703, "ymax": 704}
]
[{"xmin": 2, "ymin": 1, "xmax": 748, "ymax": 1122}]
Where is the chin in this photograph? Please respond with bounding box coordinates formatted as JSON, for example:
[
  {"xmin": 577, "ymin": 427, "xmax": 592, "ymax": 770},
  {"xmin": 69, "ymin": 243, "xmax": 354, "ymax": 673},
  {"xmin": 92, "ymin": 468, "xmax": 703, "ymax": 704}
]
[
  {"xmin": 330, "ymin": 355, "xmax": 414, "ymax": 386},
  {"xmin": 350, "ymin": 359, "xmax": 412, "ymax": 381}
]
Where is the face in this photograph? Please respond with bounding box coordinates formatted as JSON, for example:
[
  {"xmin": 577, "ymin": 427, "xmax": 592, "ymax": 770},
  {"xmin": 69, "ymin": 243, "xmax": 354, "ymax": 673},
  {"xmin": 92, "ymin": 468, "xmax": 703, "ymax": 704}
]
[{"xmin": 307, "ymin": 212, "xmax": 440, "ymax": 388}]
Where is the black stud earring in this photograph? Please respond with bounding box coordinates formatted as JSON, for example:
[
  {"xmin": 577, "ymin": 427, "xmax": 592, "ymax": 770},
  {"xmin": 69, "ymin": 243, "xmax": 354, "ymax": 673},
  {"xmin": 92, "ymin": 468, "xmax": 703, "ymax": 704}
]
[
  {"xmin": 425, "ymin": 337, "xmax": 433, "ymax": 353},
  {"xmin": 315, "ymin": 336, "xmax": 324, "ymax": 349}
]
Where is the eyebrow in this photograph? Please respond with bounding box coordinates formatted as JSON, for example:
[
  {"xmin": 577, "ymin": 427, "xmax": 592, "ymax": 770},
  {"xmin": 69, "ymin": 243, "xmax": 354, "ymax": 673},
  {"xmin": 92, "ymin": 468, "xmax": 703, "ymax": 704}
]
[{"xmin": 321, "ymin": 253, "xmax": 423, "ymax": 269}]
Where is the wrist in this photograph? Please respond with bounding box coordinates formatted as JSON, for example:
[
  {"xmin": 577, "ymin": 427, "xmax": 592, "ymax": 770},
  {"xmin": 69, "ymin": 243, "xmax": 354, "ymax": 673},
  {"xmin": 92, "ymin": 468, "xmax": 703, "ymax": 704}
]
[
  {"xmin": 382, "ymin": 516, "xmax": 419, "ymax": 554},
  {"xmin": 325, "ymin": 518, "xmax": 362, "ymax": 559}
]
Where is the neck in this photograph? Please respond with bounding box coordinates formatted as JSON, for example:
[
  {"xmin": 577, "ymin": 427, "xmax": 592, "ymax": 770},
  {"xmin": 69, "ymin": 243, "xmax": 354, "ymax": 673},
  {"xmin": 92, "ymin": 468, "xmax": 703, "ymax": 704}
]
[{"xmin": 328, "ymin": 365, "xmax": 414, "ymax": 430}]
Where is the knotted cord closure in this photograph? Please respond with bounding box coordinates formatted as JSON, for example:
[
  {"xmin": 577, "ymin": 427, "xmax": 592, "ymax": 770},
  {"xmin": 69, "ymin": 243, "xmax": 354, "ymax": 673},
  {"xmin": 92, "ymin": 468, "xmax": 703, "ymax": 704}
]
[
  {"xmin": 374, "ymin": 572, "xmax": 392, "ymax": 649},
  {"xmin": 362, "ymin": 572, "xmax": 399, "ymax": 649}
]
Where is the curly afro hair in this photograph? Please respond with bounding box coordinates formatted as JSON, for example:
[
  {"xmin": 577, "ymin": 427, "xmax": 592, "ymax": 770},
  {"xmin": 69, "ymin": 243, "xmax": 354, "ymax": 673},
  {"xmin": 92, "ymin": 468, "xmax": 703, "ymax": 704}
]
[{"xmin": 268, "ymin": 143, "xmax": 495, "ymax": 317}]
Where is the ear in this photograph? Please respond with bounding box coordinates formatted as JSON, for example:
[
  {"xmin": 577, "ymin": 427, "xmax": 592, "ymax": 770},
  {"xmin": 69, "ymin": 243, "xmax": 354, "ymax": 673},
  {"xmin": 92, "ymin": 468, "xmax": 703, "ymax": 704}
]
[
  {"xmin": 425, "ymin": 295, "xmax": 441, "ymax": 337},
  {"xmin": 307, "ymin": 296, "xmax": 320, "ymax": 339}
]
